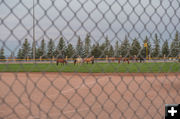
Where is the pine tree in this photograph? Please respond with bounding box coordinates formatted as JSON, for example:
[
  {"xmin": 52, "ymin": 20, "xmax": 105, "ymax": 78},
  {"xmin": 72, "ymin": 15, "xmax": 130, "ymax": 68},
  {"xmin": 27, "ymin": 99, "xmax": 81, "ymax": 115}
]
[
  {"xmin": 130, "ymin": 38, "xmax": 141, "ymax": 57},
  {"xmin": 76, "ymin": 36, "xmax": 84, "ymax": 57},
  {"xmin": 35, "ymin": 48, "xmax": 41, "ymax": 59},
  {"xmin": 55, "ymin": 37, "xmax": 66, "ymax": 58},
  {"xmin": 91, "ymin": 43, "xmax": 101, "ymax": 58},
  {"xmin": 99, "ymin": 36, "xmax": 110, "ymax": 58},
  {"xmin": 108, "ymin": 45, "xmax": 114, "ymax": 57},
  {"xmin": 17, "ymin": 48, "xmax": 23, "ymax": 59},
  {"xmin": 170, "ymin": 31, "xmax": 179, "ymax": 57},
  {"xmin": 0, "ymin": 47, "xmax": 5, "ymax": 59},
  {"xmin": 47, "ymin": 39, "xmax": 55, "ymax": 58},
  {"xmin": 21, "ymin": 39, "xmax": 31, "ymax": 59},
  {"xmin": 99, "ymin": 43, "xmax": 106, "ymax": 58},
  {"xmin": 104, "ymin": 36, "xmax": 110, "ymax": 56},
  {"xmin": 141, "ymin": 36, "xmax": 151, "ymax": 58},
  {"xmin": 152, "ymin": 34, "xmax": 160, "ymax": 57},
  {"xmin": 66, "ymin": 43, "xmax": 75, "ymax": 58},
  {"xmin": 120, "ymin": 36, "xmax": 130, "ymax": 57},
  {"xmin": 114, "ymin": 41, "xmax": 120, "ymax": 57},
  {"xmin": 39, "ymin": 39, "xmax": 46, "ymax": 58},
  {"xmin": 162, "ymin": 40, "xmax": 169, "ymax": 57},
  {"xmin": 30, "ymin": 43, "xmax": 34, "ymax": 59},
  {"xmin": 84, "ymin": 34, "xmax": 91, "ymax": 57}
]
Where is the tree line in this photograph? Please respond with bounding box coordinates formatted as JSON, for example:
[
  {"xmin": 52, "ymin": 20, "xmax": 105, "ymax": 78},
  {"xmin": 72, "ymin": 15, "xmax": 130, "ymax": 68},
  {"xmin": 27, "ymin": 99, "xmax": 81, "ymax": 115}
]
[{"xmin": 0, "ymin": 32, "xmax": 179, "ymax": 59}]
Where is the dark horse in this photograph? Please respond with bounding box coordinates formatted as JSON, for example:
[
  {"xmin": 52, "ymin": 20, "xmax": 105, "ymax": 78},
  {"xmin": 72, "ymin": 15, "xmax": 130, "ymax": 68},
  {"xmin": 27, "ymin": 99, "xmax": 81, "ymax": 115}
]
[
  {"xmin": 129, "ymin": 56, "xmax": 141, "ymax": 63},
  {"xmin": 139, "ymin": 56, "xmax": 145, "ymax": 63},
  {"xmin": 129, "ymin": 56, "xmax": 145, "ymax": 63},
  {"xmin": 56, "ymin": 58, "xmax": 67, "ymax": 66}
]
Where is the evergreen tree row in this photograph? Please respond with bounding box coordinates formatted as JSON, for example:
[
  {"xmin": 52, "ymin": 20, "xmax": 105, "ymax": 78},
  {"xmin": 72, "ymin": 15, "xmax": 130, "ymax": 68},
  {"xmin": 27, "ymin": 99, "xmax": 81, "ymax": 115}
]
[{"xmin": 0, "ymin": 32, "xmax": 179, "ymax": 59}]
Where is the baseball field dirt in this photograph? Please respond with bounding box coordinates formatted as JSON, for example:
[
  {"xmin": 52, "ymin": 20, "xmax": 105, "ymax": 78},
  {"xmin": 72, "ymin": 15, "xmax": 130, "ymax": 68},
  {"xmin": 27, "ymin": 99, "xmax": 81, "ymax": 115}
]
[{"xmin": 0, "ymin": 72, "xmax": 180, "ymax": 119}]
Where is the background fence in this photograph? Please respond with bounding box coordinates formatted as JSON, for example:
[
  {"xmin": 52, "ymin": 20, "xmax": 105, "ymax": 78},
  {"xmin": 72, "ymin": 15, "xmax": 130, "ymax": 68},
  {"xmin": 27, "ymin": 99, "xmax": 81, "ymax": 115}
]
[
  {"xmin": 0, "ymin": 56, "xmax": 180, "ymax": 62},
  {"xmin": 0, "ymin": 0, "xmax": 180, "ymax": 119}
]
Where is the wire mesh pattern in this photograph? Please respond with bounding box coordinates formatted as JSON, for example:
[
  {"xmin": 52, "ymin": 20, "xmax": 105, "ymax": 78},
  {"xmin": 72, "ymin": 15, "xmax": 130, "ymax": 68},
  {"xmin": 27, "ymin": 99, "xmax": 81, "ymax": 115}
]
[{"xmin": 0, "ymin": 0, "xmax": 180, "ymax": 119}]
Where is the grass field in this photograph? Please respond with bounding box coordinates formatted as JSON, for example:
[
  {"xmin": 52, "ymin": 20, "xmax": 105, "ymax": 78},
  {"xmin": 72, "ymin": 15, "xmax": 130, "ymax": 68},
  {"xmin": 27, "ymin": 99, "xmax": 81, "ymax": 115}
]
[{"xmin": 0, "ymin": 62, "xmax": 179, "ymax": 73}]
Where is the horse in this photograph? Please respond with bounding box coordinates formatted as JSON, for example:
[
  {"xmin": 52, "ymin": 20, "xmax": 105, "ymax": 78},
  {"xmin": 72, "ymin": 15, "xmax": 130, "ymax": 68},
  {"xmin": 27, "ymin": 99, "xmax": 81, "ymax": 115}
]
[
  {"xmin": 56, "ymin": 58, "xmax": 67, "ymax": 66},
  {"xmin": 129, "ymin": 56, "xmax": 139, "ymax": 63},
  {"xmin": 123, "ymin": 58, "xmax": 130, "ymax": 64},
  {"xmin": 139, "ymin": 56, "xmax": 145, "ymax": 63},
  {"xmin": 128, "ymin": 56, "xmax": 134, "ymax": 62},
  {"xmin": 74, "ymin": 56, "xmax": 83, "ymax": 65},
  {"xmin": 118, "ymin": 57, "xmax": 130, "ymax": 64},
  {"xmin": 83, "ymin": 56, "xmax": 94, "ymax": 64},
  {"xmin": 134, "ymin": 56, "xmax": 139, "ymax": 62},
  {"xmin": 108, "ymin": 57, "xmax": 116, "ymax": 63}
]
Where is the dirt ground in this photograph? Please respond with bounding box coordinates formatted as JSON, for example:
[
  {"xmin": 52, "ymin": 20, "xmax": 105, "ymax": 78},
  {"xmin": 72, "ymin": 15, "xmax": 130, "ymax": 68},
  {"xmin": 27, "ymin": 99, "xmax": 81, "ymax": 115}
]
[{"xmin": 0, "ymin": 72, "xmax": 180, "ymax": 119}]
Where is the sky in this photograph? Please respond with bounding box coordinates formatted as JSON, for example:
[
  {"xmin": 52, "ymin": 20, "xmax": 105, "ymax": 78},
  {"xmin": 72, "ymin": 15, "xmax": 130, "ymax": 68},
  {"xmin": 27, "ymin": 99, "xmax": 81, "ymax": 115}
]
[{"xmin": 0, "ymin": 0, "xmax": 180, "ymax": 56}]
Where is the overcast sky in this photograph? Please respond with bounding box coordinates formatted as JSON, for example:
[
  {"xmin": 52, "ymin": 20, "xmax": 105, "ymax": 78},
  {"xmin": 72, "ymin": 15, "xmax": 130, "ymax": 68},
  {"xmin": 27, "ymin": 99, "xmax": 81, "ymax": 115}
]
[{"xmin": 0, "ymin": 0, "xmax": 180, "ymax": 56}]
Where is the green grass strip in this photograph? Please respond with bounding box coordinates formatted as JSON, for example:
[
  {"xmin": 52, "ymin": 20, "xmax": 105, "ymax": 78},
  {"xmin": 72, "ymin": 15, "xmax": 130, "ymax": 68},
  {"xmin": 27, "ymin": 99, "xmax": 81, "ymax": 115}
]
[{"xmin": 0, "ymin": 62, "xmax": 179, "ymax": 73}]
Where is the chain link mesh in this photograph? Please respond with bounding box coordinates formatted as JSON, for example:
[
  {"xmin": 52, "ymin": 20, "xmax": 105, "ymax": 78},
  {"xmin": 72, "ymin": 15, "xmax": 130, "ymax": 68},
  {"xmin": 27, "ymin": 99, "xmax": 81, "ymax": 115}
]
[{"xmin": 0, "ymin": 0, "xmax": 180, "ymax": 119}]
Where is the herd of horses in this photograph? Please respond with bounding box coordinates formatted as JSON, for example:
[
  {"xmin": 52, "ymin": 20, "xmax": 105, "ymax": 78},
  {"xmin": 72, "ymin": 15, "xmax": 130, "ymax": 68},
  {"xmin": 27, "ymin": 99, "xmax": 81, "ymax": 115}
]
[
  {"xmin": 56, "ymin": 56, "xmax": 95, "ymax": 66},
  {"xmin": 56, "ymin": 56, "xmax": 145, "ymax": 66}
]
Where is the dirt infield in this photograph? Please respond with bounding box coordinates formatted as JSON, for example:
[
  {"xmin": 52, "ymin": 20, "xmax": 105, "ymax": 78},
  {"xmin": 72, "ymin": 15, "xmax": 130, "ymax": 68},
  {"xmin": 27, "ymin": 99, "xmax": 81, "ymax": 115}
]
[{"xmin": 0, "ymin": 73, "xmax": 180, "ymax": 119}]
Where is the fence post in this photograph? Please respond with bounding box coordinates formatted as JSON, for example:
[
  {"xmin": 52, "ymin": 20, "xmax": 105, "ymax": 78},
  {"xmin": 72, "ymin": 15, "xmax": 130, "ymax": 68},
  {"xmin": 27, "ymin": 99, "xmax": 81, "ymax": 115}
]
[
  {"xmin": 52, "ymin": 56, "xmax": 55, "ymax": 62},
  {"xmin": 66, "ymin": 56, "xmax": 68, "ymax": 61},
  {"xmin": 14, "ymin": 57, "xmax": 16, "ymax": 62},
  {"xmin": 27, "ymin": 56, "xmax": 29, "ymax": 62},
  {"xmin": 40, "ymin": 56, "xmax": 42, "ymax": 62},
  {"xmin": 106, "ymin": 55, "xmax": 108, "ymax": 62}
]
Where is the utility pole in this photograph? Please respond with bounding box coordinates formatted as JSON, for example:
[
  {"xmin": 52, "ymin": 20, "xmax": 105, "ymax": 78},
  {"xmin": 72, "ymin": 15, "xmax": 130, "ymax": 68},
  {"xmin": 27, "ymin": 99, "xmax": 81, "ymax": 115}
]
[
  {"xmin": 33, "ymin": 0, "xmax": 36, "ymax": 62},
  {"xmin": 146, "ymin": 45, "xmax": 148, "ymax": 60},
  {"xmin": 144, "ymin": 42, "xmax": 148, "ymax": 60}
]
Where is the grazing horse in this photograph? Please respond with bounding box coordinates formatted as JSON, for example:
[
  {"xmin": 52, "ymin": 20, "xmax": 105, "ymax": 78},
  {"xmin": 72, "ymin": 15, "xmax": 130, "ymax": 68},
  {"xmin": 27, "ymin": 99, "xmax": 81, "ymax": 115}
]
[
  {"xmin": 123, "ymin": 58, "xmax": 130, "ymax": 64},
  {"xmin": 129, "ymin": 56, "xmax": 134, "ymax": 62},
  {"xmin": 56, "ymin": 58, "xmax": 67, "ymax": 66},
  {"xmin": 134, "ymin": 56, "xmax": 139, "ymax": 62},
  {"xmin": 139, "ymin": 56, "xmax": 144, "ymax": 63},
  {"xmin": 108, "ymin": 57, "xmax": 116, "ymax": 62},
  {"xmin": 74, "ymin": 56, "xmax": 83, "ymax": 65},
  {"xmin": 83, "ymin": 56, "xmax": 94, "ymax": 64},
  {"xmin": 118, "ymin": 57, "xmax": 130, "ymax": 64},
  {"xmin": 129, "ymin": 56, "xmax": 139, "ymax": 62}
]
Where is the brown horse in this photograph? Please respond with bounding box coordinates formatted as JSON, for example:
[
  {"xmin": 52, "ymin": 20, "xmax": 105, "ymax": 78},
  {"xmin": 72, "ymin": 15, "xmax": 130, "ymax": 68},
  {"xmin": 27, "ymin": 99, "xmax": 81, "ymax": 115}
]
[
  {"xmin": 56, "ymin": 58, "xmax": 67, "ymax": 66},
  {"xmin": 83, "ymin": 56, "xmax": 94, "ymax": 64},
  {"xmin": 108, "ymin": 57, "xmax": 116, "ymax": 62},
  {"xmin": 129, "ymin": 56, "xmax": 138, "ymax": 63},
  {"xmin": 130, "ymin": 56, "xmax": 144, "ymax": 63},
  {"xmin": 118, "ymin": 57, "xmax": 130, "ymax": 64}
]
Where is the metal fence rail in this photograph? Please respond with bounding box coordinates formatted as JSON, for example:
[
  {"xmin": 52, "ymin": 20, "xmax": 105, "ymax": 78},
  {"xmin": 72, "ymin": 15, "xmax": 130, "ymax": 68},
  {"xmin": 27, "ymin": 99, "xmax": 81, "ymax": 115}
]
[
  {"xmin": 0, "ymin": 57, "xmax": 180, "ymax": 63},
  {"xmin": 0, "ymin": 0, "xmax": 180, "ymax": 119}
]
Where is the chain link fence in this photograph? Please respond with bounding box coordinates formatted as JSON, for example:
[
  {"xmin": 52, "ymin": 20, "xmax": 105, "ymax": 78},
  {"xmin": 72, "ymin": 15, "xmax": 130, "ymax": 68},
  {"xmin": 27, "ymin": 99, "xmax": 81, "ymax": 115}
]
[{"xmin": 0, "ymin": 0, "xmax": 180, "ymax": 119}]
